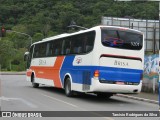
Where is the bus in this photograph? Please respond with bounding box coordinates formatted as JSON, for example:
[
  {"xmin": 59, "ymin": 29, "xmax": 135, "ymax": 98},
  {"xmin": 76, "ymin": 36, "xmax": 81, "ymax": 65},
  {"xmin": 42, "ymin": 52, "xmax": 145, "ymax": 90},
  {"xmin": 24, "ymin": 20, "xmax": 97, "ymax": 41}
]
[{"xmin": 24, "ymin": 25, "xmax": 144, "ymax": 98}]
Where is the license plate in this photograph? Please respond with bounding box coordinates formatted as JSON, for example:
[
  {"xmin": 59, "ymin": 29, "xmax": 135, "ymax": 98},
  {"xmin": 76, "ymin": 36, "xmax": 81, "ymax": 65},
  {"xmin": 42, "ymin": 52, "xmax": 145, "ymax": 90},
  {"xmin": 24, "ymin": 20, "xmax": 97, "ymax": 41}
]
[{"xmin": 116, "ymin": 82, "xmax": 125, "ymax": 85}]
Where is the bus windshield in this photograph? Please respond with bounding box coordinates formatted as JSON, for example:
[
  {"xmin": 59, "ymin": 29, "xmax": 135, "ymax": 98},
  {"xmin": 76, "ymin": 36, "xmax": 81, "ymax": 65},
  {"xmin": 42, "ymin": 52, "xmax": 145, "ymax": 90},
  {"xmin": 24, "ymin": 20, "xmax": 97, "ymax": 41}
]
[{"xmin": 101, "ymin": 28, "xmax": 143, "ymax": 50}]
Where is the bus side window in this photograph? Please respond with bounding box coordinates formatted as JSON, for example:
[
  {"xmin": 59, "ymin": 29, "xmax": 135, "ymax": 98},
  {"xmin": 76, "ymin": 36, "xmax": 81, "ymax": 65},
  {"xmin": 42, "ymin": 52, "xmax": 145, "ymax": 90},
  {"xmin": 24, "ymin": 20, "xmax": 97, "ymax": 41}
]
[
  {"xmin": 85, "ymin": 45, "xmax": 92, "ymax": 52},
  {"xmin": 33, "ymin": 45, "xmax": 39, "ymax": 58},
  {"xmin": 64, "ymin": 39, "xmax": 71, "ymax": 55},
  {"xmin": 37, "ymin": 43, "xmax": 46, "ymax": 57},
  {"xmin": 46, "ymin": 43, "xmax": 50, "ymax": 57},
  {"xmin": 55, "ymin": 49, "xmax": 59, "ymax": 55},
  {"xmin": 73, "ymin": 47, "xmax": 78, "ymax": 53},
  {"xmin": 75, "ymin": 35, "xmax": 83, "ymax": 54},
  {"xmin": 77, "ymin": 47, "xmax": 82, "ymax": 53},
  {"xmin": 84, "ymin": 32, "xmax": 94, "ymax": 53},
  {"xmin": 66, "ymin": 48, "xmax": 70, "ymax": 54},
  {"xmin": 50, "ymin": 43, "xmax": 54, "ymax": 56},
  {"xmin": 73, "ymin": 46, "xmax": 82, "ymax": 54},
  {"xmin": 53, "ymin": 40, "xmax": 62, "ymax": 56},
  {"xmin": 49, "ymin": 40, "xmax": 58, "ymax": 56},
  {"xmin": 35, "ymin": 51, "xmax": 39, "ymax": 57}
]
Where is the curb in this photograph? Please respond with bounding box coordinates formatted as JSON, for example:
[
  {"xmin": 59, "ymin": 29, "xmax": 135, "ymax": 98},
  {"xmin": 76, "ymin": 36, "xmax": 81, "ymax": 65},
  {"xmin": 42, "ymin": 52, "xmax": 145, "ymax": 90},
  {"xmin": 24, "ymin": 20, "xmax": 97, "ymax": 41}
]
[
  {"xmin": 116, "ymin": 94, "xmax": 159, "ymax": 105},
  {"xmin": 0, "ymin": 72, "xmax": 26, "ymax": 75}
]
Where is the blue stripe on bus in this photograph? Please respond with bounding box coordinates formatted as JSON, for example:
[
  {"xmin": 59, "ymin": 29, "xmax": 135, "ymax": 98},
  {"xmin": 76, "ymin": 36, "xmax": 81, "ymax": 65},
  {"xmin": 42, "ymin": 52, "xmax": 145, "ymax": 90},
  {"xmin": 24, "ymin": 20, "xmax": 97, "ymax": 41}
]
[
  {"xmin": 60, "ymin": 56, "xmax": 143, "ymax": 86},
  {"xmin": 60, "ymin": 55, "xmax": 97, "ymax": 85}
]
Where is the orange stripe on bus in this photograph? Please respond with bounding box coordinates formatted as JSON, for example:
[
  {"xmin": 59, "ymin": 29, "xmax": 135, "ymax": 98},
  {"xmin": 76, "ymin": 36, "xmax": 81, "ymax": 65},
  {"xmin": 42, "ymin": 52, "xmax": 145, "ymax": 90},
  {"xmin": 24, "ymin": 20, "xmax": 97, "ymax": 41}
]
[{"xmin": 29, "ymin": 56, "xmax": 65, "ymax": 88}]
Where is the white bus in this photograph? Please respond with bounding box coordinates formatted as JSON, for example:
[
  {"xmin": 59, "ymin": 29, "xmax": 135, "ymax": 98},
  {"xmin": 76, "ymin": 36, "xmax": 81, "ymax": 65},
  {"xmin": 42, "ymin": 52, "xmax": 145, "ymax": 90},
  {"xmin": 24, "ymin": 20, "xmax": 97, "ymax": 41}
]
[{"xmin": 25, "ymin": 25, "xmax": 144, "ymax": 98}]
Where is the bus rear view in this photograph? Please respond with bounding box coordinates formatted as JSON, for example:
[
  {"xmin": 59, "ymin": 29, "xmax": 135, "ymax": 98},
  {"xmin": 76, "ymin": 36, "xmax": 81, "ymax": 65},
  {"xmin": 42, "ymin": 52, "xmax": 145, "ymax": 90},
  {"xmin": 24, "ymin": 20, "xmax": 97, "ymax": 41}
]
[{"xmin": 91, "ymin": 26, "xmax": 144, "ymax": 95}]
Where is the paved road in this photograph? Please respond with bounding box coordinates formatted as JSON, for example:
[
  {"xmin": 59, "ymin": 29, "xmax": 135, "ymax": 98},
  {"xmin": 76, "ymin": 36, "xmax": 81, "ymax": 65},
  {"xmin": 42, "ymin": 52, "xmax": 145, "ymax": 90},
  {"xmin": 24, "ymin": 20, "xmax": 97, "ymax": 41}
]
[{"xmin": 0, "ymin": 75, "xmax": 159, "ymax": 120}]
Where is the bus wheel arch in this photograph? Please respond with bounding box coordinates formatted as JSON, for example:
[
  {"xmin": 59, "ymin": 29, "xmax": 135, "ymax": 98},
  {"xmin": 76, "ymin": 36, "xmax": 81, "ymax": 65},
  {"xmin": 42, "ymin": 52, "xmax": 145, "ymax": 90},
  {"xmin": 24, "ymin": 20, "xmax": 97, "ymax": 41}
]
[
  {"xmin": 31, "ymin": 72, "xmax": 39, "ymax": 88},
  {"xmin": 63, "ymin": 74, "xmax": 73, "ymax": 88}
]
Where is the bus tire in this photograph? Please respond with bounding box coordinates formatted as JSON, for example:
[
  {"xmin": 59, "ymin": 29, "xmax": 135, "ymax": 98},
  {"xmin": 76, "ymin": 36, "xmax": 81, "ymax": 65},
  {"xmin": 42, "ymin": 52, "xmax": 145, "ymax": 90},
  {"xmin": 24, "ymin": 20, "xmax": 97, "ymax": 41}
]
[
  {"xmin": 64, "ymin": 78, "xmax": 73, "ymax": 97},
  {"xmin": 31, "ymin": 74, "xmax": 39, "ymax": 88}
]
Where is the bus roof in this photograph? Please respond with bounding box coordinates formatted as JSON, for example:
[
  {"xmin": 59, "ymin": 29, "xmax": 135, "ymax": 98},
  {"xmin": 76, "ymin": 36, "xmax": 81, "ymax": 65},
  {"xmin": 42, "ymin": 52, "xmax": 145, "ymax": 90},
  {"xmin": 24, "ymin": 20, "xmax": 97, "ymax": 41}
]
[{"xmin": 32, "ymin": 25, "xmax": 143, "ymax": 45}]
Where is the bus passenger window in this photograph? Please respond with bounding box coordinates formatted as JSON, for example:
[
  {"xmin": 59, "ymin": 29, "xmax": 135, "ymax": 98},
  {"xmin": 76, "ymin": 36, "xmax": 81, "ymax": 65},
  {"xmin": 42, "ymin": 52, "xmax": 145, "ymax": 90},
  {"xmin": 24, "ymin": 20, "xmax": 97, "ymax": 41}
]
[
  {"xmin": 35, "ymin": 51, "xmax": 39, "ymax": 57},
  {"xmin": 77, "ymin": 47, "xmax": 82, "ymax": 53},
  {"xmin": 46, "ymin": 43, "xmax": 50, "ymax": 57},
  {"xmin": 66, "ymin": 48, "xmax": 70, "ymax": 54},
  {"xmin": 33, "ymin": 45, "xmax": 39, "ymax": 58},
  {"xmin": 50, "ymin": 47, "xmax": 54, "ymax": 56},
  {"xmin": 55, "ymin": 49, "xmax": 59, "ymax": 55},
  {"xmin": 84, "ymin": 33, "xmax": 94, "ymax": 53},
  {"xmin": 85, "ymin": 45, "xmax": 92, "ymax": 52},
  {"xmin": 73, "ymin": 47, "xmax": 78, "ymax": 53}
]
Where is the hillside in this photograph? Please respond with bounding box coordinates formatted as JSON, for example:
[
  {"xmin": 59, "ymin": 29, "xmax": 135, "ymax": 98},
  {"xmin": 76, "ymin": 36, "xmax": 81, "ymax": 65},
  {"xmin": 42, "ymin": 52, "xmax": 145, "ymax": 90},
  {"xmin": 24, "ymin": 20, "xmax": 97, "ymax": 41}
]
[{"xmin": 0, "ymin": 0, "xmax": 158, "ymax": 71}]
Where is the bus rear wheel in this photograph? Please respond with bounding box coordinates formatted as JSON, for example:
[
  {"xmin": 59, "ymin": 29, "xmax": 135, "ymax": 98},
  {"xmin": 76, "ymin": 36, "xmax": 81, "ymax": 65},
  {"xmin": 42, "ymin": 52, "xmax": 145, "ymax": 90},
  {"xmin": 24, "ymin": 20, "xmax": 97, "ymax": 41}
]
[
  {"xmin": 31, "ymin": 74, "xmax": 39, "ymax": 88},
  {"xmin": 64, "ymin": 78, "xmax": 73, "ymax": 97}
]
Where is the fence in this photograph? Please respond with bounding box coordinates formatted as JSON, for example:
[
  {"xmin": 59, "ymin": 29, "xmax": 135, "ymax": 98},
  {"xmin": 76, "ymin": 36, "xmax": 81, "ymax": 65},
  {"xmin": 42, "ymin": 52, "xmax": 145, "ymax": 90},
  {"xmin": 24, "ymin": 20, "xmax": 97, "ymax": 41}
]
[{"xmin": 101, "ymin": 17, "xmax": 159, "ymax": 52}]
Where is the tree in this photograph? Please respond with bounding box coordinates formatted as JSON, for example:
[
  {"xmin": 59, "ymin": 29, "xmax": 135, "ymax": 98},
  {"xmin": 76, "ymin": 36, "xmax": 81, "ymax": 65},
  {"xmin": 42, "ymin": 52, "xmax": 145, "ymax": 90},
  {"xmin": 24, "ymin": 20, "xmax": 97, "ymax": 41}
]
[
  {"xmin": 0, "ymin": 39, "xmax": 15, "ymax": 70},
  {"xmin": 0, "ymin": 0, "xmax": 158, "ymax": 71},
  {"xmin": 33, "ymin": 33, "xmax": 44, "ymax": 42}
]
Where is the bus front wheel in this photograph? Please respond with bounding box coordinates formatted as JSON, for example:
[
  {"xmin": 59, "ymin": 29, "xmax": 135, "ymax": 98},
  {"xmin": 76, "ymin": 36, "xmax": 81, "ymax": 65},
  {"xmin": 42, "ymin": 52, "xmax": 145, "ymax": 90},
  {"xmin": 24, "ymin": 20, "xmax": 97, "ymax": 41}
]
[
  {"xmin": 31, "ymin": 74, "xmax": 39, "ymax": 88},
  {"xmin": 64, "ymin": 78, "xmax": 73, "ymax": 97}
]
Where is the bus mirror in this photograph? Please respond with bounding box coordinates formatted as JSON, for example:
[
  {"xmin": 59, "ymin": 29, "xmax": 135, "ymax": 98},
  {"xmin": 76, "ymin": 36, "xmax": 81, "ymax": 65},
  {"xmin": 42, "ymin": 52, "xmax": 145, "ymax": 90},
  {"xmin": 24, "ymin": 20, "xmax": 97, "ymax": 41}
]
[{"xmin": 24, "ymin": 52, "xmax": 29, "ymax": 61}]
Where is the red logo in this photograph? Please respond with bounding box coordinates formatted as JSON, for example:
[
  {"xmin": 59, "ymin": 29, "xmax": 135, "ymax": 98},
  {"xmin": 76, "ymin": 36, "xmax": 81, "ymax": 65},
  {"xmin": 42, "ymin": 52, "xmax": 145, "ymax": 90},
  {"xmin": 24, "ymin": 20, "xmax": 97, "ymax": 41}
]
[{"xmin": 76, "ymin": 57, "xmax": 82, "ymax": 64}]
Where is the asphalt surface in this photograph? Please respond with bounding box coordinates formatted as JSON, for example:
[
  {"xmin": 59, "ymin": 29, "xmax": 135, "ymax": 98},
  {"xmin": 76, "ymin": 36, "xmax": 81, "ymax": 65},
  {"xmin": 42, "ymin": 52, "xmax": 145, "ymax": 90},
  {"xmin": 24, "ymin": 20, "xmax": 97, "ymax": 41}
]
[{"xmin": 0, "ymin": 74, "xmax": 159, "ymax": 120}]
